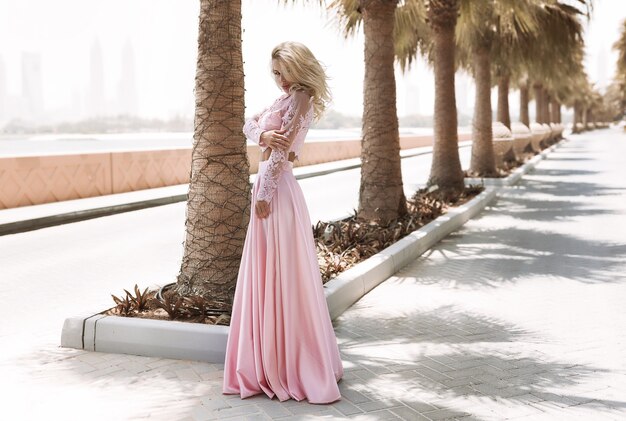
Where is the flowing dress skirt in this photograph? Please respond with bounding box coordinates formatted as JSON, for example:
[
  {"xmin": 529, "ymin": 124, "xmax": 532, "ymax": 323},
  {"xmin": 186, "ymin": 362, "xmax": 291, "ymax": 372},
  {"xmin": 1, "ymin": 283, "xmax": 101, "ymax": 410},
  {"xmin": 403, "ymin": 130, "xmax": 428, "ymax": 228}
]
[{"xmin": 222, "ymin": 160, "xmax": 343, "ymax": 404}]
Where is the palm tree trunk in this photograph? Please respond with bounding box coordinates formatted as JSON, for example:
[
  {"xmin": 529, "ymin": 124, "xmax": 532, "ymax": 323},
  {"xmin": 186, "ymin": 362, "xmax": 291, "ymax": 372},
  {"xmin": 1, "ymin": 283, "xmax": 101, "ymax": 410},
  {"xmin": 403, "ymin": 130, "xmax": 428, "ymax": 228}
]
[
  {"xmin": 573, "ymin": 100, "xmax": 581, "ymax": 132},
  {"xmin": 470, "ymin": 44, "xmax": 496, "ymax": 176},
  {"xmin": 550, "ymin": 99, "xmax": 559, "ymax": 124},
  {"xmin": 427, "ymin": 0, "xmax": 464, "ymax": 195},
  {"xmin": 533, "ymin": 82, "xmax": 543, "ymax": 123},
  {"xmin": 176, "ymin": 0, "xmax": 250, "ymax": 306},
  {"xmin": 497, "ymin": 71, "xmax": 511, "ymax": 130},
  {"xmin": 543, "ymin": 90, "xmax": 552, "ymax": 124},
  {"xmin": 519, "ymin": 79, "xmax": 530, "ymax": 126},
  {"xmin": 358, "ymin": 0, "xmax": 406, "ymax": 222}
]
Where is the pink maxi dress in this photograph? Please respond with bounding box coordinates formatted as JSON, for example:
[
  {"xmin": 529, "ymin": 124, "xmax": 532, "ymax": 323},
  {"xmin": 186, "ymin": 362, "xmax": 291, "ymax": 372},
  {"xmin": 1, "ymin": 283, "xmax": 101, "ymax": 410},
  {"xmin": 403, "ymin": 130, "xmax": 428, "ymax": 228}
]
[{"xmin": 222, "ymin": 89, "xmax": 344, "ymax": 404}]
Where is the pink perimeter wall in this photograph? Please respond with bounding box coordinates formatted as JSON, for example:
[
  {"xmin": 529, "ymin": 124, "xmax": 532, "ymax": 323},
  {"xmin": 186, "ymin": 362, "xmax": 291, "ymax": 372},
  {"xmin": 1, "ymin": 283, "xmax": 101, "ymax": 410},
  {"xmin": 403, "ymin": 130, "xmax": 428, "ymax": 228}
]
[{"xmin": 0, "ymin": 134, "xmax": 471, "ymax": 209}]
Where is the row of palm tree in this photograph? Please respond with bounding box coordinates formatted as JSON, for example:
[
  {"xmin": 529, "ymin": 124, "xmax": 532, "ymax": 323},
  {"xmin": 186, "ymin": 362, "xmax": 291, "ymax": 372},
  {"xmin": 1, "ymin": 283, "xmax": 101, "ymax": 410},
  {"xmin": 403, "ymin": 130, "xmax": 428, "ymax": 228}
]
[
  {"xmin": 175, "ymin": 0, "xmax": 594, "ymax": 311},
  {"xmin": 610, "ymin": 18, "xmax": 626, "ymax": 121},
  {"xmin": 334, "ymin": 0, "xmax": 589, "ymax": 201}
]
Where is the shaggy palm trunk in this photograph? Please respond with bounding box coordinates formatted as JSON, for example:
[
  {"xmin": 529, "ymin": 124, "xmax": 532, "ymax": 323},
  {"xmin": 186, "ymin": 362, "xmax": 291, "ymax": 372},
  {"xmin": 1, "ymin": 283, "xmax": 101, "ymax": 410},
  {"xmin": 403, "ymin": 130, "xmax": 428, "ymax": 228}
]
[
  {"xmin": 427, "ymin": 0, "xmax": 464, "ymax": 195},
  {"xmin": 519, "ymin": 79, "xmax": 530, "ymax": 126},
  {"xmin": 469, "ymin": 45, "xmax": 496, "ymax": 176},
  {"xmin": 176, "ymin": 0, "xmax": 250, "ymax": 307},
  {"xmin": 582, "ymin": 107, "xmax": 588, "ymax": 128},
  {"xmin": 358, "ymin": 0, "xmax": 406, "ymax": 222},
  {"xmin": 497, "ymin": 72, "xmax": 511, "ymax": 129},
  {"xmin": 533, "ymin": 82, "xmax": 543, "ymax": 123}
]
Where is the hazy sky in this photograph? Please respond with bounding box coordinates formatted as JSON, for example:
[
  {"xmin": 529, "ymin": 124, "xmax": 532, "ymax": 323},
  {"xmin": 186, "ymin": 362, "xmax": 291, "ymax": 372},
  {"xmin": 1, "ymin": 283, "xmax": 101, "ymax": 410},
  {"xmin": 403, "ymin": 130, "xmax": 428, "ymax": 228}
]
[{"xmin": 0, "ymin": 0, "xmax": 623, "ymax": 122}]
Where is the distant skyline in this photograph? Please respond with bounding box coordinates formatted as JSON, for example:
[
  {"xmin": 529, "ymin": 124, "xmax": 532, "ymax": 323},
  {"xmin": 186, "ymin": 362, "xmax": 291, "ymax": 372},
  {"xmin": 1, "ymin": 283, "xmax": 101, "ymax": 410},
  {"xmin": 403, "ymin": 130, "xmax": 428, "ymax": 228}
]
[{"xmin": 0, "ymin": 0, "xmax": 623, "ymax": 125}]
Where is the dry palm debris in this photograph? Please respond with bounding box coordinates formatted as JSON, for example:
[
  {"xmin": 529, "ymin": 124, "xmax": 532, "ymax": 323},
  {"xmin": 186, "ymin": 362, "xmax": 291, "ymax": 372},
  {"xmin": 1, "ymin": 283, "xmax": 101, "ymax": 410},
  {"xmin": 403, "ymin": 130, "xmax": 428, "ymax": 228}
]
[{"xmin": 314, "ymin": 185, "xmax": 483, "ymax": 282}]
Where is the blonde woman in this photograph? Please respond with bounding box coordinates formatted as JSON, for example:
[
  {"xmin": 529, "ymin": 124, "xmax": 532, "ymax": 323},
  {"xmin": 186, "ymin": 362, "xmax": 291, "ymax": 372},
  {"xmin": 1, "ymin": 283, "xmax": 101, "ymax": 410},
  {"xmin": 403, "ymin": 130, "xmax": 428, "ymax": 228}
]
[{"xmin": 223, "ymin": 42, "xmax": 343, "ymax": 404}]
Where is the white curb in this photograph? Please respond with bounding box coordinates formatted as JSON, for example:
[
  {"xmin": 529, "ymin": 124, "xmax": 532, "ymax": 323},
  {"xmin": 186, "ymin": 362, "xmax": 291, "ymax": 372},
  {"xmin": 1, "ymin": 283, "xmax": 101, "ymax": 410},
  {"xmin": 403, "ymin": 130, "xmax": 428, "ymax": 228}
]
[
  {"xmin": 324, "ymin": 187, "xmax": 496, "ymax": 320},
  {"xmin": 61, "ymin": 188, "xmax": 496, "ymax": 363},
  {"xmin": 61, "ymin": 138, "xmax": 564, "ymax": 363}
]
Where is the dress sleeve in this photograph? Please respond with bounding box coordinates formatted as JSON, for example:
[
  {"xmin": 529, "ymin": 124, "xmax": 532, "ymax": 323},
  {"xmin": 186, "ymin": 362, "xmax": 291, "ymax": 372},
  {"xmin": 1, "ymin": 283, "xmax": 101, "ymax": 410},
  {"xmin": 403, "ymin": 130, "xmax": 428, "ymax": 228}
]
[
  {"xmin": 256, "ymin": 91, "xmax": 313, "ymax": 204},
  {"xmin": 243, "ymin": 108, "xmax": 268, "ymax": 147}
]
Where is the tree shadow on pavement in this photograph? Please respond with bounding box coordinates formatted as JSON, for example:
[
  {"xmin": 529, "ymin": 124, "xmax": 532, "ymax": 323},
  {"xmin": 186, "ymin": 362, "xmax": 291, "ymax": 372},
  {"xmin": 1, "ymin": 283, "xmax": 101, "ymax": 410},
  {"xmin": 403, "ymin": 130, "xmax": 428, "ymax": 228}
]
[
  {"xmin": 409, "ymin": 227, "xmax": 626, "ymax": 288},
  {"xmin": 530, "ymin": 168, "xmax": 600, "ymax": 177},
  {"xmin": 493, "ymin": 195, "xmax": 617, "ymax": 222},
  {"xmin": 518, "ymin": 178, "xmax": 626, "ymax": 198},
  {"xmin": 336, "ymin": 306, "xmax": 624, "ymax": 420},
  {"xmin": 336, "ymin": 304, "xmax": 531, "ymax": 348}
]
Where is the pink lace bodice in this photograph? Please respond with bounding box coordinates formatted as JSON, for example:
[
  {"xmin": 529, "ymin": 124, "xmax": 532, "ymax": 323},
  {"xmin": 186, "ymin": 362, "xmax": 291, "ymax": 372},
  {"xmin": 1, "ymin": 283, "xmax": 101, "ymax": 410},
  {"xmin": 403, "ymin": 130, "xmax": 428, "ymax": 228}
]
[{"xmin": 243, "ymin": 90, "xmax": 314, "ymax": 203}]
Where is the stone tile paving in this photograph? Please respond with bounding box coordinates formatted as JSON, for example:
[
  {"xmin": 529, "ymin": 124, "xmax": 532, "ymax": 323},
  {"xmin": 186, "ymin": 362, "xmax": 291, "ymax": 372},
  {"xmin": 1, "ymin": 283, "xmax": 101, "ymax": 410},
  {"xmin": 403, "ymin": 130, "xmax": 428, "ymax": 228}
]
[{"xmin": 2, "ymin": 129, "xmax": 625, "ymax": 420}]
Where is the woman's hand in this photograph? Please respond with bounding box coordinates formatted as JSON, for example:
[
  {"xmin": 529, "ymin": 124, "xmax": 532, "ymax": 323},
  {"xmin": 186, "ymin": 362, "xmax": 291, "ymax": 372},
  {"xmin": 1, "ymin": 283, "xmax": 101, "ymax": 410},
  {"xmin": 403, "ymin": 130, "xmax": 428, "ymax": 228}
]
[
  {"xmin": 255, "ymin": 200, "xmax": 270, "ymax": 219},
  {"xmin": 260, "ymin": 129, "xmax": 290, "ymax": 151}
]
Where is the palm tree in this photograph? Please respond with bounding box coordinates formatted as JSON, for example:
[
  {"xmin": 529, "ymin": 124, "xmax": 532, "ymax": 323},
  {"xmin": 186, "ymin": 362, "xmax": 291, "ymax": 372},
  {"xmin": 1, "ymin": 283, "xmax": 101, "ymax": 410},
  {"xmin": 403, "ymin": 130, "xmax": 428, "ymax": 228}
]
[
  {"xmin": 398, "ymin": 0, "xmax": 537, "ymax": 181},
  {"xmin": 330, "ymin": 0, "xmax": 407, "ymax": 222},
  {"xmin": 175, "ymin": 0, "xmax": 250, "ymax": 308},
  {"xmin": 336, "ymin": 0, "xmax": 467, "ymax": 198},
  {"xmin": 358, "ymin": 0, "xmax": 407, "ymax": 221},
  {"xmin": 612, "ymin": 19, "xmax": 626, "ymax": 116},
  {"xmin": 426, "ymin": 0, "xmax": 465, "ymax": 195},
  {"xmin": 395, "ymin": 0, "xmax": 467, "ymax": 195},
  {"xmin": 524, "ymin": 2, "xmax": 588, "ymax": 127},
  {"xmin": 613, "ymin": 19, "xmax": 626, "ymax": 79},
  {"xmin": 392, "ymin": 0, "xmax": 465, "ymax": 196},
  {"xmin": 554, "ymin": 47, "xmax": 589, "ymax": 131},
  {"xmin": 456, "ymin": 0, "xmax": 540, "ymax": 176}
]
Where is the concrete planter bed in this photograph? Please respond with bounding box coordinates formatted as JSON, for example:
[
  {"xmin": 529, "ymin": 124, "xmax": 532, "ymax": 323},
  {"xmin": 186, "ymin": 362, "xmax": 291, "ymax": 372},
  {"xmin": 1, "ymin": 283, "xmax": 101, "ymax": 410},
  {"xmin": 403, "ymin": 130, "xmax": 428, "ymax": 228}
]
[
  {"xmin": 61, "ymin": 138, "xmax": 565, "ymax": 364},
  {"xmin": 61, "ymin": 188, "xmax": 496, "ymax": 363}
]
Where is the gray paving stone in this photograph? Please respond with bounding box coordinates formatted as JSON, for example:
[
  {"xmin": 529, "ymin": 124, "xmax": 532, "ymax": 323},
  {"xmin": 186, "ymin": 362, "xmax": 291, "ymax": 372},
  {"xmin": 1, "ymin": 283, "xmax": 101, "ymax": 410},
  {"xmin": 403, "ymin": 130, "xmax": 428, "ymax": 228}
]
[
  {"xmin": 389, "ymin": 405, "xmax": 429, "ymax": 420},
  {"xmin": 446, "ymin": 385, "xmax": 479, "ymax": 397},
  {"xmin": 420, "ymin": 358, "xmax": 457, "ymax": 373},
  {"xmin": 330, "ymin": 399, "xmax": 364, "ymax": 416},
  {"xmin": 422, "ymin": 408, "xmax": 472, "ymax": 420},
  {"xmin": 254, "ymin": 402, "xmax": 291, "ymax": 418},
  {"xmin": 285, "ymin": 405, "xmax": 333, "ymax": 417},
  {"xmin": 199, "ymin": 396, "xmax": 230, "ymax": 411},
  {"xmin": 210, "ymin": 404, "xmax": 262, "ymax": 419},
  {"xmin": 440, "ymin": 376, "xmax": 482, "ymax": 388},
  {"xmin": 191, "ymin": 406, "xmax": 214, "ymax": 421},
  {"xmin": 399, "ymin": 398, "xmax": 440, "ymax": 413},
  {"xmin": 446, "ymin": 367, "xmax": 488, "ymax": 380},
  {"xmin": 337, "ymin": 387, "xmax": 371, "ymax": 405},
  {"xmin": 348, "ymin": 409, "xmax": 403, "ymax": 420},
  {"xmin": 355, "ymin": 399, "xmax": 404, "ymax": 412},
  {"xmin": 415, "ymin": 366, "xmax": 454, "ymax": 382}
]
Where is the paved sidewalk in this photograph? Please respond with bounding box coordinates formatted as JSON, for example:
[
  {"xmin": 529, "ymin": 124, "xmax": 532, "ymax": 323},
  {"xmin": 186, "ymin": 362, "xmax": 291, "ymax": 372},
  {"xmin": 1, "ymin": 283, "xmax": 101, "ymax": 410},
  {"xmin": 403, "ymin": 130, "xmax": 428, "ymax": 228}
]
[{"xmin": 2, "ymin": 129, "xmax": 625, "ymax": 420}]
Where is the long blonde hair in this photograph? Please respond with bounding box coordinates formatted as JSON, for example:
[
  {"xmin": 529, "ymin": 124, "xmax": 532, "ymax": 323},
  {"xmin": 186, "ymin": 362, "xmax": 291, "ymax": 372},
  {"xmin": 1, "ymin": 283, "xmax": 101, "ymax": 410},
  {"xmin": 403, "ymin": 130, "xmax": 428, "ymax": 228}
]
[{"xmin": 271, "ymin": 41, "xmax": 331, "ymax": 121}]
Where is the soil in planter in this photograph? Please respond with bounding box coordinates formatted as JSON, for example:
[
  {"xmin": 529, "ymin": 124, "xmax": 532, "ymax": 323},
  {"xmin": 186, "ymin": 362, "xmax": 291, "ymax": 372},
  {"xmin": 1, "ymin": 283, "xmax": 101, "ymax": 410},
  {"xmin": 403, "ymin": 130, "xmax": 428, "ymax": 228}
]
[{"xmin": 106, "ymin": 185, "xmax": 484, "ymax": 325}]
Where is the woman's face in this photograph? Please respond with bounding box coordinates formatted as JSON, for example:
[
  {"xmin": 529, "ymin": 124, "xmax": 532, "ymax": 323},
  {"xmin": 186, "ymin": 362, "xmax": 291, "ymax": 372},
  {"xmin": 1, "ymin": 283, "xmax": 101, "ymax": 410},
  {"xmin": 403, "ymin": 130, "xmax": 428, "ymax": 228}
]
[{"xmin": 272, "ymin": 59, "xmax": 292, "ymax": 93}]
